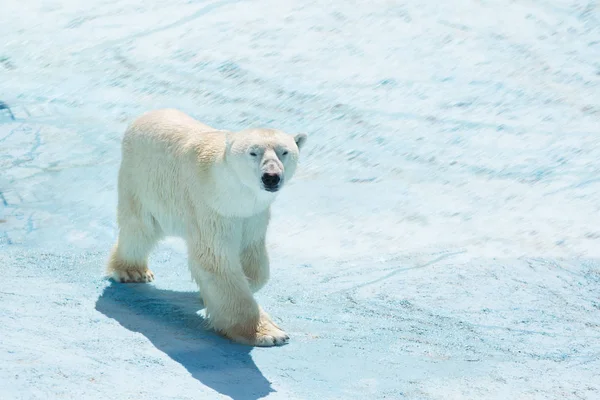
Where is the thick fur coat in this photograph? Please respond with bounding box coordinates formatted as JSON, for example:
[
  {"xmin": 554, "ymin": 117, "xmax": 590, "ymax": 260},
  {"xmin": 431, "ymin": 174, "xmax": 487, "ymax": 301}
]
[{"xmin": 107, "ymin": 108, "xmax": 307, "ymax": 346}]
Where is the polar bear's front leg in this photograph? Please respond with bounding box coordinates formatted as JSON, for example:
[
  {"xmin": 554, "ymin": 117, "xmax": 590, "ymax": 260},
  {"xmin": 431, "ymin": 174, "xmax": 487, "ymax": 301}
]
[
  {"xmin": 241, "ymin": 210, "xmax": 271, "ymax": 293},
  {"xmin": 241, "ymin": 238, "xmax": 270, "ymax": 293},
  {"xmin": 187, "ymin": 226, "xmax": 288, "ymax": 347}
]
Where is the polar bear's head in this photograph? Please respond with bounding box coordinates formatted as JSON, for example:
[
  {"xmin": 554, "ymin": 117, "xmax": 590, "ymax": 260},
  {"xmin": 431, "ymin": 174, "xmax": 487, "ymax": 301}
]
[{"xmin": 227, "ymin": 128, "xmax": 307, "ymax": 194}]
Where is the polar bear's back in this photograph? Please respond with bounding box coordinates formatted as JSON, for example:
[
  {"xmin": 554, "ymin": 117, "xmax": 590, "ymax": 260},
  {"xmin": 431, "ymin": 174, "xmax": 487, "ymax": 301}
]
[
  {"xmin": 128, "ymin": 108, "xmax": 214, "ymax": 135},
  {"xmin": 123, "ymin": 108, "xmax": 221, "ymax": 150},
  {"xmin": 121, "ymin": 108, "xmax": 227, "ymax": 169}
]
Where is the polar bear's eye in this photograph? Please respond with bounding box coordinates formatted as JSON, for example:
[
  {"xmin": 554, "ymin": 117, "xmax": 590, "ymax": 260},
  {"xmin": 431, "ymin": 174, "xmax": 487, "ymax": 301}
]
[
  {"xmin": 282, "ymin": 151, "xmax": 288, "ymax": 156},
  {"xmin": 250, "ymin": 152, "xmax": 257, "ymax": 157}
]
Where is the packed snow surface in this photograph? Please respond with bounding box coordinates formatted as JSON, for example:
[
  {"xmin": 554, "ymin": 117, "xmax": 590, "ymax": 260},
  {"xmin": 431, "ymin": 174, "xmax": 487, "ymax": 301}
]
[{"xmin": 1, "ymin": 0, "xmax": 599, "ymax": 398}]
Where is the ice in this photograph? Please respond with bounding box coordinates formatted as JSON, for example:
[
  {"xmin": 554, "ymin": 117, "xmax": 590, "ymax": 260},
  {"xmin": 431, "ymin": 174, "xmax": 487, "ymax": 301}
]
[{"xmin": 1, "ymin": 0, "xmax": 599, "ymax": 398}]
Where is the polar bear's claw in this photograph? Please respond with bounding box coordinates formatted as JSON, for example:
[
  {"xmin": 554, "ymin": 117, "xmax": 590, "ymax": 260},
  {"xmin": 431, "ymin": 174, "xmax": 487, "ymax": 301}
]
[
  {"xmin": 112, "ymin": 268, "xmax": 155, "ymax": 283},
  {"xmin": 254, "ymin": 330, "xmax": 289, "ymax": 347},
  {"xmin": 220, "ymin": 317, "xmax": 290, "ymax": 347}
]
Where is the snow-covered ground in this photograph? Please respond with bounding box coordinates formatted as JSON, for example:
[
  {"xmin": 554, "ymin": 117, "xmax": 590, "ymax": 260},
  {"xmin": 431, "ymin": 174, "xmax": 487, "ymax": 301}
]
[{"xmin": 1, "ymin": 0, "xmax": 600, "ymax": 398}]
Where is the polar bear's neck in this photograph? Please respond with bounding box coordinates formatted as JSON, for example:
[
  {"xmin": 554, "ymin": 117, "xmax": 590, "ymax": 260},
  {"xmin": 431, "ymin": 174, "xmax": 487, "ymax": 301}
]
[{"xmin": 204, "ymin": 164, "xmax": 277, "ymax": 218}]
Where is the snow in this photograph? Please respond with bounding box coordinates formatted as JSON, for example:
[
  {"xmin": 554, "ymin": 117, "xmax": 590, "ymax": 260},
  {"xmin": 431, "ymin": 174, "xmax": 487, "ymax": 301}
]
[{"xmin": 1, "ymin": 0, "xmax": 599, "ymax": 398}]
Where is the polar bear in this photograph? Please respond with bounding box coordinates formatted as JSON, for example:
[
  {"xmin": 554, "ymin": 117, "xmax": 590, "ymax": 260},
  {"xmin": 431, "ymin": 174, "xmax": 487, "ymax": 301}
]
[{"xmin": 106, "ymin": 108, "xmax": 307, "ymax": 347}]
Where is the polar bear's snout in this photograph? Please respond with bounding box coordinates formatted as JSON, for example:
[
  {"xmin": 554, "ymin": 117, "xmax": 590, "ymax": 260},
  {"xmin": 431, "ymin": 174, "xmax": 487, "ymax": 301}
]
[
  {"xmin": 261, "ymin": 172, "xmax": 281, "ymax": 192},
  {"xmin": 260, "ymin": 158, "xmax": 283, "ymax": 192},
  {"xmin": 259, "ymin": 149, "xmax": 285, "ymax": 192}
]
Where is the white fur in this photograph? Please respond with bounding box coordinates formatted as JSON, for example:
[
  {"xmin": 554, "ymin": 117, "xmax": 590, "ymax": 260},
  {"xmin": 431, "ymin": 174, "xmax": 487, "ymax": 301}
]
[{"xmin": 107, "ymin": 108, "xmax": 306, "ymax": 347}]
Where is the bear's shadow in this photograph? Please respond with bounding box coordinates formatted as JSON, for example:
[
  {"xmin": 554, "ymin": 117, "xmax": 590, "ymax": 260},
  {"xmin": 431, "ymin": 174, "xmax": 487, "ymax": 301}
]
[{"xmin": 95, "ymin": 282, "xmax": 274, "ymax": 400}]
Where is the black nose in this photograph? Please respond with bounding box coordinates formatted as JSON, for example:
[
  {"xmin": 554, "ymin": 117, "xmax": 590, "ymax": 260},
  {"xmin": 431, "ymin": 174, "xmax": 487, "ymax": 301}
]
[{"xmin": 262, "ymin": 173, "xmax": 281, "ymax": 187}]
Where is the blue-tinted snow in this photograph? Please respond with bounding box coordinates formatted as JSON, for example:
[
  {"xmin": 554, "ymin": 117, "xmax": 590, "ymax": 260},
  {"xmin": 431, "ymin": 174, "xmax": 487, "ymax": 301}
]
[{"xmin": 1, "ymin": 0, "xmax": 599, "ymax": 399}]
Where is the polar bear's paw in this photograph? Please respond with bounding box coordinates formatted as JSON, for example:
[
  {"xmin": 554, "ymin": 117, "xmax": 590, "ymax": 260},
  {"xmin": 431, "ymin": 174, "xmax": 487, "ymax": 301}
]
[
  {"xmin": 253, "ymin": 319, "xmax": 289, "ymax": 347},
  {"xmin": 220, "ymin": 315, "xmax": 289, "ymax": 347},
  {"xmin": 111, "ymin": 268, "xmax": 155, "ymax": 283}
]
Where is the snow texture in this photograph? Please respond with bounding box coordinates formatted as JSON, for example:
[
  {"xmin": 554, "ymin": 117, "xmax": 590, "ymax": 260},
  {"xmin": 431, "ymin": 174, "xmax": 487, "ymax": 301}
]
[{"xmin": 1, "ymin": 0, "xmax": 600, "ymax": 398}]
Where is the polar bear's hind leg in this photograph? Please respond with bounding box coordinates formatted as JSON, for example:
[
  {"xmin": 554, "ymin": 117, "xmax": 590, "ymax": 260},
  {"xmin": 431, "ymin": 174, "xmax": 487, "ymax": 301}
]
[{"xmin": 107, "ymin": 200, "xmax": 162, "ymax": 283}]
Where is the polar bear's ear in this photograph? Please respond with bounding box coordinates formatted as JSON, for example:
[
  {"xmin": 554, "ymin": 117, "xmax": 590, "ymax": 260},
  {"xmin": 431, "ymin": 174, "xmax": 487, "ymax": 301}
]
[{"xmin": 294, "ymin": 133, "xmax": 307, "ymax": 151}]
